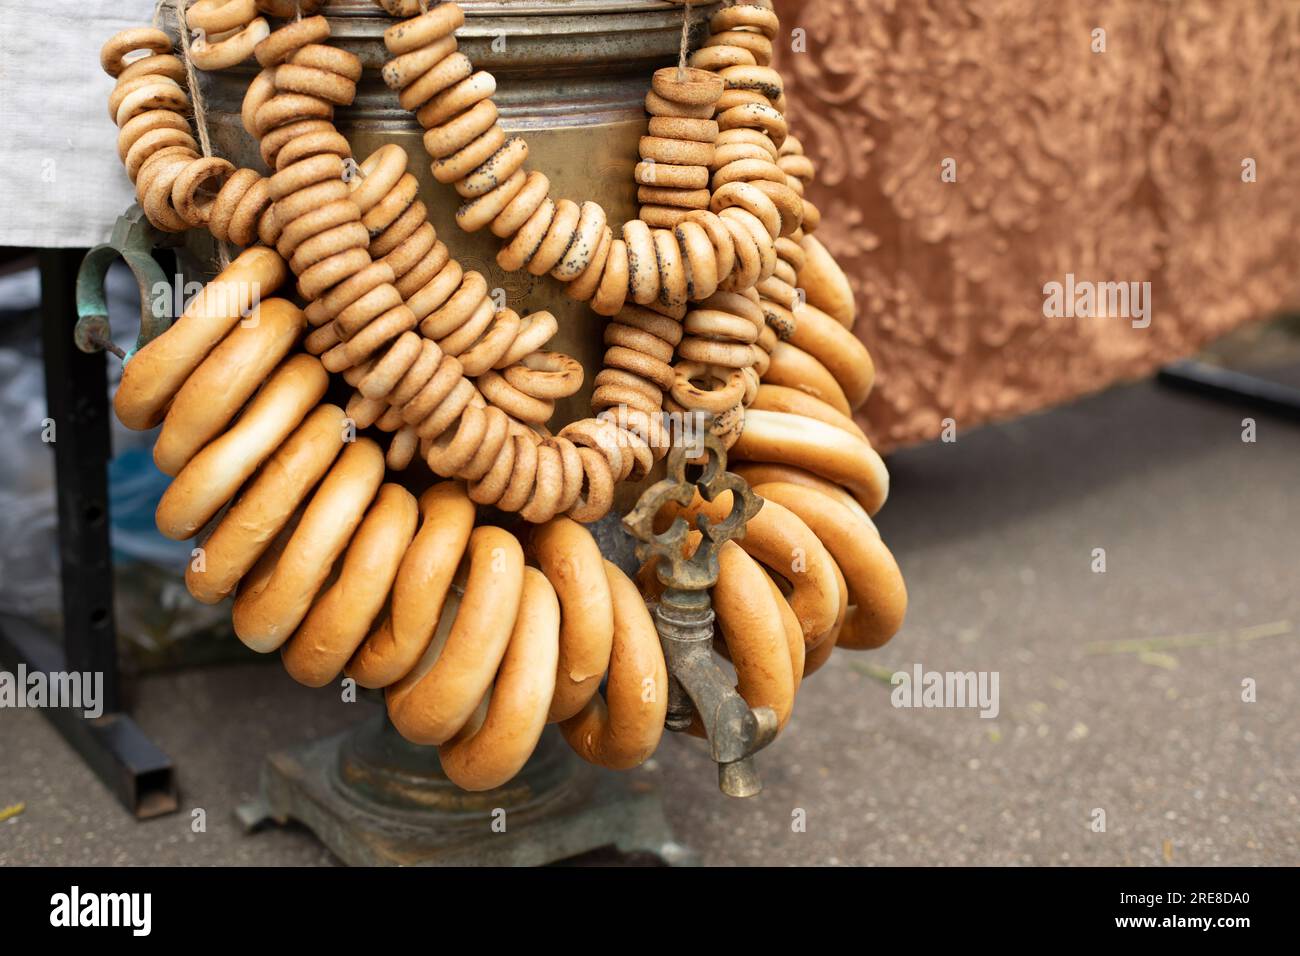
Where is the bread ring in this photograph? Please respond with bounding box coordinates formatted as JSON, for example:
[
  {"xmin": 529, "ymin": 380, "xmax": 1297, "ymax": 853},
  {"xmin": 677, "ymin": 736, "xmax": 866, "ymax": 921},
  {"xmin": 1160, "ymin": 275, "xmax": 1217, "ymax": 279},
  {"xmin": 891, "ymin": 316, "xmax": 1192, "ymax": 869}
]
[
  {"xmin": 491, "ymin": 169, "xmax": 550, "ymax": 238},
  {"xmin": 281, "ymin": 483, "xmax": 419, "ymax": 687},
  {"xmin": 114, "ymin": 80, "xmax": 190, "ymax": 128},
  {"xmin": 254, "ymin": 15, "xmax": 330, "ymax": 67},
  {"xmin": 519, "ymin": 442, "xmax": 565, "ymax": 523},
  {"xmin": 423, "ymin": 71, "xmax": 498, "ymax": 130},
  {"xmin": 650, "ymin": 66, "xmax": 725, "ymax": 106},
  {"xmin": 297, "ymin": 247, "xmax": 371, "ymax": 301},
  {"xmin": 439, "ymin": 567, "xmax": 560, "ymax": 790},
  {"xmin": 414, "ymin": 377, "xmax": 476, "ymax": 441},
  {"xmin": 639, "ymin": 135, "xmax": 713, "ymax": 167},
  {"xmin": 108, "ymin": 73, "xmax": 182, "ymax": 124},
  {"xmin": 552, "ymin": 201, "xmax": 607, "ymax": 281},
  {"xmin": 154, "ymin": 297, "xmax": 305, "ymax": 476},
  {"xmin": 383, "ymin": 3, "xmax": 465, "ymax": 56},
  {"xmin": 274, "ymin": 63, "xmax": 356, "ymax": 106},
  {"xmin": 603, "ymin": 321, "xmax": 675, "ymax": 363},
  {"xmin": 560, "ymin": 560, "xmax": 667, "ymax": 769},
  {"xmin": 276, "ymin": 198, "xmax": 361, "ymax": 260},
  {"xmin": 259, "ymin": 118, "xmax": 334, "ymax": 169},
  {"xmin": 232, "ymin": 438, "xmax": 385, "ymax": 652},
  {"xmin": 763, "ymin": 340, "xmax": 851, "ymax": 415},
  {"xmin": 711, "ymin": 180, "xmax": 781, "ymax": 242},
  {"xmin": 187, "ymin": 0, "xmax": 257, "ymax": 37},
  {"xmin": 639, "ymin": 205, "xmax": 692, "ymax": 229},
  {"xmin": 671, "ymin": 362, "xmax": 745, "ymax": 414},
  {"xmin": 477, "ymin": 369, "xmax": 554, "ymax": 424},
  {"xmin": 705, "ymin": 31, "xmax": 774, "ymax": 66},
  {"xmin": 711, "ymin": 4, "xmax": 781, "ymax": 38},
  {"xmin": 275, "ymin": 179, "xmax": 352, "ymax": 229},
  {"xmin": 382, "ymin": 35, "xmax": 458, "ymax": 91},
  {"xmin": 783, "ymin": 301, "xmax": 873, "ymax": 408},
  {"xmin": 122, "ymin": 127, "xmax": 199, "ymax": 184},
  {"xmin": 652, "ymin": 227, "xmax": 689, "ymax": 313},
  {"xmin": 798, "ymin": 233, "xmax": 856, "ymax": 327},
  {"xmin": 753, "ymin": 482, "xmax": 907, "ymax": 651},
  {"xmin": 711, "ymin": 541, "xmax": 797, "ymax": 728},
  {"xmin": 455, "ymin": 167, "xmax": 526, "ymax": 232},
  {"xmin": 733, "ymin": 409, "xmax": 890, "ymax": 516},
  {"xmin": 289, "ymin": 43, "xmax": 363, "ymax": 83},
  {"xmin": 644, "ymin": 89, "xmax": 715, "ymax": 120},
  {"xmin": 688, "ymin": 44, "xmax": 757, "ymax": 72},
  {"xmin": 190, "ymin": 17, "xmax": 270, "ymax": 71},
  {"xmin": 503, "ymin": 351, "xmax": 584, "ymax": 400},
  {"xmin": 566, "ymin": 446, "xmax": 615, "ymax": 523},
  {"xmin": 531, "ymin": 518, "xmax": 615, "ymax": 723},
  {"xmin": 432, "ymin": 124, "xmax": 507, "ymax": 185},
  {"xmin": 348, "ymin": 482, "xmax": 476, "ymax": 688},
  {"xmin": 717, "ymin": 101, "xmax": 787, "ymax": 148},
  {"xmin": 386, "ymin": 526, "xmax": 526, "ymax": 745},
  {"xmin": 751, "ymin": 384, "xmax": 867, "ymax": 442},
  {"xmin": 424, "ymin": 402, "xmax": 487, "ymax": 477},
  {"xmin": 117, "ymin": 107, "xmax": 191, "ymax": 163},
  {"xmin": 101, "ymin": 28, "xmax": 172, "ymax": 78},
  {"xmin": 496, "ymin": 194, "xmax": 554, "ymax": 272},
  {"xmin": 186, "ymin": 404, "xmax": 347, "ymax": 605},
  {"xmin": 646, "ymin": 116, "xmax": 719, "ymax": 143},
  {"xmin": 590, "ymin": 238, "xmax": 629, "ymax": 316},
  {"xmin": 527, "ymin": 198, "xmax": 582, "ymax": 277},
  {"xmin": 566, "ymin": 224, "xmax": 613, "ymax": 302},
  {"xmin": 156, "ymin": 354, "xmax": 327, "ymax": 540},
  {"xmin": 623, "ymin": 219, "xmax": 660, "ymax": 306},
  {"xmin": 116, "ymin": 247, "xmax": 287, "ymax": 430}
]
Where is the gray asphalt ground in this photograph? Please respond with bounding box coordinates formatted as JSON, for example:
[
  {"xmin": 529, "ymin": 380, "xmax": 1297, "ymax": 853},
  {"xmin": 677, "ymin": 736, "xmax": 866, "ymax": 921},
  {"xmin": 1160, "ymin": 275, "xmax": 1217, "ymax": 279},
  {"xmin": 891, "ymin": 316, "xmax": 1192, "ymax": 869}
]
[{"xmin": 2, "ymin": 372, "xmax": 1297, "ymax": 866}]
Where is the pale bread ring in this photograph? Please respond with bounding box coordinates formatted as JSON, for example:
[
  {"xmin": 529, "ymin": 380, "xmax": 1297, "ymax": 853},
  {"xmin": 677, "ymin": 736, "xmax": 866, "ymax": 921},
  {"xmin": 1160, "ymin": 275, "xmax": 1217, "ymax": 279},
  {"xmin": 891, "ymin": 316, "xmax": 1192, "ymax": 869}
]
[
  {"xmin": 559, "ymin": 560, "xmax": 668, "ymax": 769},
  {"xmin": 186, "ymin": 404, "xmax": 347, "ymax": 605},
  {"xmin": 232, "ymin": 438, "xmax": 385, "ymax": 652},
  {"xmin": 733, "ymin": 408, "xmax": 890, "ymax": 516},
  {"xmin": 115, "ymin": 247, "xmax": 287, "ymax": 430},
  {"xmin": 532, "ymin": 517, "xmax": 615, "ymax": 723},
  {"xmin": 156, "ymin": 354, "xmax": 327, "ymax": 540},
  {"xmin": 347, "ymin": 482, "xmax": 476, "ymax": 689},
  {"xmin": 154, "ymin": 297, "xmax": 305, "ymax": 476},
  {"xmin": 386, "ymin": 526, "xmax": 526, "ymax": 745},
  {"xmin": 763, "ymin": 341, "xmax": 851, "ymax": 415},
  {"xmin": 439, "ymin": 567, "xmax": 560, "ymax": 791},
  {"xmin": 754, "ymin": 482, "xmax": 907, "ymax": 652},
  {"xmin": 281, "ymin": 483, "xmax": 419, "ymax": 687}
]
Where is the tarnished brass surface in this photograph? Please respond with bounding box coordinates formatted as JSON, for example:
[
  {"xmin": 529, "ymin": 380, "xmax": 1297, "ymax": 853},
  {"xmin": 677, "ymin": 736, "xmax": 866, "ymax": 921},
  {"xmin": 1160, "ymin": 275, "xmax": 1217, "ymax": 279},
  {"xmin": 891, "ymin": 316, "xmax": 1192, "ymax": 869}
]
[{"xmin": 179, "ymin": 0, "xmax": 718, "ymax": 432}]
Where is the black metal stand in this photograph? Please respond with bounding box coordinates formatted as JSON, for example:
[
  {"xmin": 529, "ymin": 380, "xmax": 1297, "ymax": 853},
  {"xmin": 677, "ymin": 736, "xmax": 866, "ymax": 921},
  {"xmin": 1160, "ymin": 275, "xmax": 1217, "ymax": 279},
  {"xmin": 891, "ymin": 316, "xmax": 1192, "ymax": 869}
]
[
  {"xmin": 1157, "ymin": 359, "xmax": 1300, "ymax": 420},
  {"xmin": 0, "ymin": 249, "xmax": 177, "ymax": 820}
]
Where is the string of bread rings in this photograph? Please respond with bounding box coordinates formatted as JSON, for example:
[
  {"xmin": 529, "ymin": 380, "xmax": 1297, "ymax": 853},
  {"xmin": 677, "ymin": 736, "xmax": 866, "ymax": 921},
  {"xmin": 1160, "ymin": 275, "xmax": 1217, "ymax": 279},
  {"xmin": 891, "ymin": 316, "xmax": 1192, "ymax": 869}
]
[{"xmin": 98, "ymin": 0, "xmax": 908, "ymax": 791}]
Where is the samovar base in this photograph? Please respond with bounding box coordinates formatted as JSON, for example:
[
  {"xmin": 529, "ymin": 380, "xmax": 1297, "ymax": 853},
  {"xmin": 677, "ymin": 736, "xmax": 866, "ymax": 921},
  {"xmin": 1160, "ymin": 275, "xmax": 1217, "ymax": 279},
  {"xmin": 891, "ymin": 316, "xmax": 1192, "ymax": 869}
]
[{"xmin": 237, "ymin": 713, "xmax": 693, "ymax": 867}]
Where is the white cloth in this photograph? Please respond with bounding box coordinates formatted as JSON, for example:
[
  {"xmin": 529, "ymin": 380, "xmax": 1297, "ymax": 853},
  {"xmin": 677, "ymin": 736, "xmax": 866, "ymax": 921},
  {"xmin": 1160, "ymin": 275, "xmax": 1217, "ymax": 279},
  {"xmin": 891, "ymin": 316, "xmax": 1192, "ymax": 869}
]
[{"xmin": 0, "ymin": 1, "xmax": 161, "ymax": 248}]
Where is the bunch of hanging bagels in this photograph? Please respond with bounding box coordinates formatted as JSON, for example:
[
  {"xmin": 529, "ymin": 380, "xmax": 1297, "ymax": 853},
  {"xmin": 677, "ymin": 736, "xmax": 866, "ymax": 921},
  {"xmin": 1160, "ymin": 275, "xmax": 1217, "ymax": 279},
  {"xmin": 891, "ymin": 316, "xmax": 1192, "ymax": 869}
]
[{"xmin": 100, "ymin": 0, "xmax": 905, "ymax": 791}]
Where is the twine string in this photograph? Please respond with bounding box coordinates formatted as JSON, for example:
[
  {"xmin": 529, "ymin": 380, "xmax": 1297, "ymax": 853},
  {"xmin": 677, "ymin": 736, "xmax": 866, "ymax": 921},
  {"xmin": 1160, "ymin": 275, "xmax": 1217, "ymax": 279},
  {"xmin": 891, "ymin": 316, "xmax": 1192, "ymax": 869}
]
[
  {"xmin": 677, "ymin": 1, "xmax": 693, "ymax": 79},
  {"xmin": 173, "ymin": 0, "xmax": 232, "ymax": 270}
]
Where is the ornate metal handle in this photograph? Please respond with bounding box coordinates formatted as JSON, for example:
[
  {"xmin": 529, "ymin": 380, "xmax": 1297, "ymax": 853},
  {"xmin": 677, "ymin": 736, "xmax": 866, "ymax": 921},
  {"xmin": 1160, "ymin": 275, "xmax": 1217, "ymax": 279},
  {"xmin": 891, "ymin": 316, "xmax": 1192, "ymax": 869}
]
[{"xmin": 623, "ymin": 431, "xmax": 778, "ymax": 797}]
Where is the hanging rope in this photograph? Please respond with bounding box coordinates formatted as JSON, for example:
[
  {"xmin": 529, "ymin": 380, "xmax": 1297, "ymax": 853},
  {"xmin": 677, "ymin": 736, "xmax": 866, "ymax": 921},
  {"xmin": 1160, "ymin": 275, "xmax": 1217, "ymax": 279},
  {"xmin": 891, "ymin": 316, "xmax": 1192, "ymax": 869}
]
[
  {"xmin": 173, "ymin": 0, "xmax": 232, "ymax": 270},
  {"xmin": 677, "ymin": 1, "xmax": 693, "ymax": 80}
]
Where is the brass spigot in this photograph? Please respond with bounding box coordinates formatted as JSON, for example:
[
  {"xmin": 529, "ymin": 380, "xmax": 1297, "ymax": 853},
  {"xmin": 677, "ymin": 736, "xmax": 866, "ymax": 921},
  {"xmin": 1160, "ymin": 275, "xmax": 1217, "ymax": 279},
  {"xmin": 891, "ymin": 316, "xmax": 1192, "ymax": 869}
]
[{"xmin": 623, "ymin": 431, "xmax": 777, "ymax": 797}]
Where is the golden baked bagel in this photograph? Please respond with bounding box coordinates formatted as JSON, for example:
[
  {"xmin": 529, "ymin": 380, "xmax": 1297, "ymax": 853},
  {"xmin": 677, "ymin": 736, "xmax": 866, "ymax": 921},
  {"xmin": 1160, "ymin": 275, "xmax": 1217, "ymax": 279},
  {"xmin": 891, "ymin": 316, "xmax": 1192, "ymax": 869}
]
[
  {"xmin": 753, "ymin": 481, "xmax": 907, "ymax": 651},
  {"xmin": 797, "ymin": 233, "xmax": 855, "ymax": 327},
  {"xmin": 559, "ymin": 560, "xmax": 667, "ymax": 769},
  {"xmin": 732, "ymin": 408, "xmax": 889, "ymax": 516},
  {"xmin": 439, "ymin": 566, "xmax": 560, "ymax": 790},
  {"xmin": 115, "ymin": 247, "xmax": 287, "ymax": 430}
]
